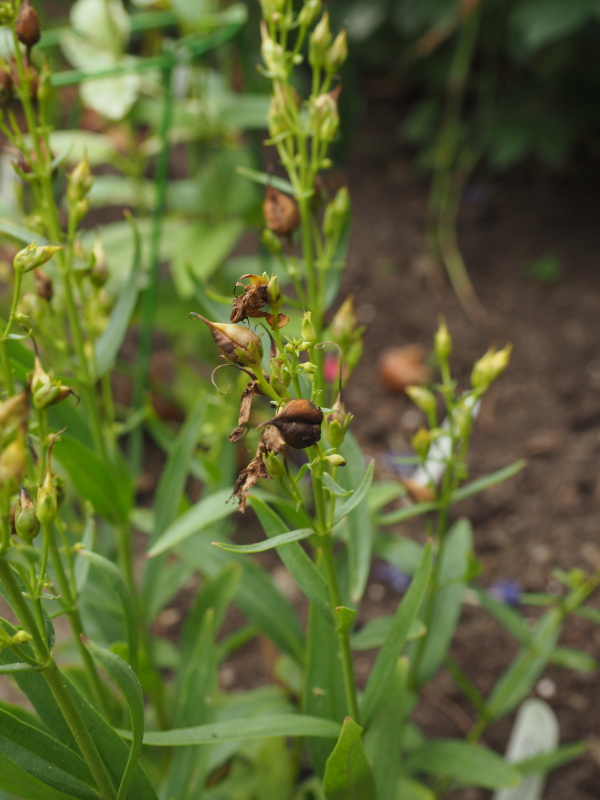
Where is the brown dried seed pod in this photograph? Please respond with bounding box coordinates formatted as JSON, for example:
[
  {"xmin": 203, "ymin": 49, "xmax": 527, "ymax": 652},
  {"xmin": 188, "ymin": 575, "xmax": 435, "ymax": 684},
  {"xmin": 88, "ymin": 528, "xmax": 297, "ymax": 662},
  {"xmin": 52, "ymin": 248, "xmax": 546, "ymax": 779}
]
[
  {"xmin": 16, "ymin": 0, "xmax": 41, "ymax": 50},
  {"xmin": 263, "ymin": 186, "xmax": 300, "ymax": 237},
  {"xmin": 34, "ymin": 268, "xmax": 53, "ymax": 301},
  {"xmin": 259, "ymin": 399, "xmax": 323, "ymax": 450}
]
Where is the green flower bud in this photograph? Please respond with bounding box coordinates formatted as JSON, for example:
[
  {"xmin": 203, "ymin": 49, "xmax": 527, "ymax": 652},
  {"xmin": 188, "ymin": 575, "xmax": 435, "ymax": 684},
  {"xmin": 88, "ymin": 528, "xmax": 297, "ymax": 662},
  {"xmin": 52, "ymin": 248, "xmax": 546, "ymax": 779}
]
[
  {"xmin": 310, "ymin": 90, "xmax": 339, "ymax": 142},
  {"xmin": 267, "ymin": 275, "xmax": 282, "ymax": 308},
  {"xmin": 261, "ymin": 227, "xmax": 283, "ymax": 255},
  {"xmin": 0, "ymin": 428, "xmax": 27, "ymax": 488},
  {"xmin": 412, "ymin": 427, "xmax": 431, "ymax": 460},
  {"xmin": 0, "ymin": 391, "xmax": 28, "ymax": 429},
  {"xmin": 259, "ymin": 0, "xmax": 285, "ymax": 21},
  {"xmin": 263, "ymin": 451, "xmax": 286, "ymax": 479},
  {"xmin": 471, "ymin": 344, "xmax": 512, "ymax": 394},
  {"xmin": 12, "ymin": 630, "xmax": 32, "ymax": 644},
  {"xmin": 260, "ymin": 21, "xmax": 286, "ymax": 77},
  {"xmin": 90, "ymin": 232, "xmax": 109, "ymax": 287},
  {"xmin": 309, "ymin": 11, "xmax": 331, "ymax": 69},
  {"xmin": 326, "ymin": 28, "xmax": 348, "ymax": 72},
  {"xmin": 299, "ymin": 361, "xmax": 317, "ymax": 373},
  {"xmin": 0, "ymin": 2, "xmax": 15, "ymax": 25},
  {"xmin": 451, "ymin": 403, "xmax": 472, "ymax": 440},
  {"xmin": 67, "ymin": 153, "xmax": 93, "ymax": 205},
  {"xmin": 298, "ymin": 0, "xmax": 321, "ymax": 28},
  {"xmin": 15, "ymin": 486, "xmax": 39, "ymax": 543},
  {"xmin": 405, "ymin": 386, "xmax": 436, "ymax": 419},
  {"xmin": 301, "ymin": 311, "xmax": 317, "ymax": 346},
  {"xmin": 325, "ymin": 453, "xmax": 346, "ymax": 467},
  {"xmin": 13, "ymin": 242, "xmax": 62, "ymax": 274},
  {"xmin": 37, "ymin": 62, "xmax": 52, "ymax": 107},
  {"xmin": 191, "ymin": 313, "xmax": 264, "ymax": 369},
  {"xmin": 36, "ymin": 466, "xmax": 57, "ymax": 526},
  {"xmin": 325, "ymin": 402, "xmax": 353, "ymax": 447},
  {"xmin": 434, "ymin": 318, "xmax": 452, "ymax": 364},
  {"xmin": 323, "ymin": 186, "xmax": 350, "ymax": 240}
]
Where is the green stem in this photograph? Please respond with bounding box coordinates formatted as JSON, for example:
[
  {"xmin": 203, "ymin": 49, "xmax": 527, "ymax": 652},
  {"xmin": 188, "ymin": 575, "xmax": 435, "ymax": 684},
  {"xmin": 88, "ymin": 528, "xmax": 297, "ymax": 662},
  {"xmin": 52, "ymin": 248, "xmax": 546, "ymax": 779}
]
[{"xmin": 0, "ymin": 558, "xmax": 117, "ymax": 799}]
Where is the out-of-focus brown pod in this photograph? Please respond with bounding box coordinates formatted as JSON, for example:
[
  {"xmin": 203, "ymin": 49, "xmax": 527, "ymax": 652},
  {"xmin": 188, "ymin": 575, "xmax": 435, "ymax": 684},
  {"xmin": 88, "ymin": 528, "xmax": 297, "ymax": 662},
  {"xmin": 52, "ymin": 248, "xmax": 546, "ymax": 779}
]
[
  {"xmin": 16, "ymin": 0, "xmax": 41, "ymax": 51},
  {"xmin": 263, "ymin": 186, "xmax": 300, "ymax": 238},
  {"xmin": 34, "ymin": 268, "xmax": 53, "ymax": 301}
]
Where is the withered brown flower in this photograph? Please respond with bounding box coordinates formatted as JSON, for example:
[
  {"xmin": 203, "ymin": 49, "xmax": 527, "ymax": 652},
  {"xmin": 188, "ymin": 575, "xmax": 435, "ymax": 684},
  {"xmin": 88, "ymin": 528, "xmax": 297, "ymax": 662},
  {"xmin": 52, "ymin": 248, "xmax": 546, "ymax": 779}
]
[
  {"xmin": 230, "ymin": 274, "xmax": 289, "ymax": 330},
  {"xmin": 263, "ymin": 186, "xmax": 300, "ymax": 237}
]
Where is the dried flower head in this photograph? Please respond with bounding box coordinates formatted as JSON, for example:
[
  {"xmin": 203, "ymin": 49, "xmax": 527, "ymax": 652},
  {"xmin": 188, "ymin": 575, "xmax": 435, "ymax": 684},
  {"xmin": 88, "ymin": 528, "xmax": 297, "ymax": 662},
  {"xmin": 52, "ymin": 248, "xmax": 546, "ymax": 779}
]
[{"xmin": 263, "ymin": 186, "xmax": 300, "ymax": 238}]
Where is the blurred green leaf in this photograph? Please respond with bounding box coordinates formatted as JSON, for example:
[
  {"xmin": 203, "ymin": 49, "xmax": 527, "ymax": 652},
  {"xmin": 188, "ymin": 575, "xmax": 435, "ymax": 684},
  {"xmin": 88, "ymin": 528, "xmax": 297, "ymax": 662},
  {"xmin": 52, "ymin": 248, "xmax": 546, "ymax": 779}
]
[
  {"xmin": 406, "ymin": 739, "xmax": 521, "ymax": 789},
  {"xmin": 550, "ymin": 646, "xmax": 597, "ymax": 672},
  {"xmin": 515, "ymin": 742, "xmax": 586, "ymax": 775},
  {"xmin": 212, "ymin": 528, "xmax": 313, "ymax": 553},
  {"xmin": 510, "ymin": 0, "xmax": 599, "ymax": 51},
  {"xmin": 0, "ymin": 219, "xmax": 49, "ymax": 245},
  {"xmin": 452, "ymin": 460, "xmax": 526, "ymax": 503},
  {"xmin": 87, "ymin": 641, "xmax": 144, "ymax": 800},
  {"xmin": 0, "ymin": 750, "xmax": 86, "ymax": 800},
  {"xmin": 351, "ymin": 616, "xmax": 426, "ymax": 651},
  {"xmin": 323, "ymin": 717, "xmax": 376, "ymax": 800}
]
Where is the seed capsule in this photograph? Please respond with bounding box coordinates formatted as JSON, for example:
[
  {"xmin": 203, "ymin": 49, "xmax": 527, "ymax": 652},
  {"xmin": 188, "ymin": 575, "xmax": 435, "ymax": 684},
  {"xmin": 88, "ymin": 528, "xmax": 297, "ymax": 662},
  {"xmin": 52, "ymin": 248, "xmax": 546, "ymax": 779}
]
[
  {"xmin": 16, "ymin": 0, "xmax": 41, "ymax": 51},
  {"xmin": 259, "ymin": 399, "xmax": 323, "ymax": 450},
  {"xmin": 263, "ymin": 186, "xmax": 300, "ymax": 238},
  {"xmin": 15, "ymin": 486, "xmax": 39, "ymax": 543}
]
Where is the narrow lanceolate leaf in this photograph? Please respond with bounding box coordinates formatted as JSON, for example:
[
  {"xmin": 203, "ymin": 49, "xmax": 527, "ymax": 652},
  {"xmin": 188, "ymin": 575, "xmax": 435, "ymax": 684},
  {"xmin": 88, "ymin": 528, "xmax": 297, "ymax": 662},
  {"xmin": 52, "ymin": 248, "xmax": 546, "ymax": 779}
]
[
  {"xmin": 87, "ymin": 642, "xmax": 144, "ymax": 800},
  {"xmin": 148, "ymin": 487, "xmax": 238, "ymax": 556},
  {"xmin": 451, "ymin": 460, "xmax": 526, "ymax": 503},
  {"xmin": 212, "ymin": 528, "xmax": 314, "ymax": 553},
  {"xmin": 0, "ymin": 662, "xmax": 44, "ymax": 673},
  {"xmin": 236, "ymin": 166, "xmax": 295, "ymax": 195},
  {"xmin": 376, "ymin": 500, "xmax": 438, "ymax": 526},
  {"xmin": 0, "ymin": 218, "xmax": 49, "ymax": 245},
  {"xmin": 514, "ymin": 742, "xmax": 586, "ymax": 775},
  {"xmin": 323, "ymin": 717, "xmax": 377, "ymax": 800},
  {"xmin": 321, "ymin": 472, "xmax": 353, "ymax": 497},
  {"xmin": 361, "ymin": 541, "xmax": 433, "ymax": 724},
  {"xmin": 336, "ymin": 437, "xmax": 375, "ymax": 603},
  {"xmin": 410, "ymin": 519, "xmax": 473, "ymax": 688},
  {"xmin": 406, "ymin": 740, "xmax": 522, "ymax": 790},
  {"xmin": 0, "ymin": 751, "xmax": 89, "ymax": 800},
  {"xmin": 249, "ymin": 497, "xmax": 334, "ymax": 627},
  {"xmin": 0, "ymin": 707, "xmax": 99, "ymax": 800},
  {"xmin": 95, "ymin": 213, "xmax": 142, "ymax": 377},
  {"xmin": 79, "ymin": 551, "xmax": 138, "ymax": 673},
  {"xmin": 134, "ymin": 714, "xmax": 341, "ymax": 745},
  {"xmin": 486, "ymin": 608, "xmax": 563, "ymax": 720}
]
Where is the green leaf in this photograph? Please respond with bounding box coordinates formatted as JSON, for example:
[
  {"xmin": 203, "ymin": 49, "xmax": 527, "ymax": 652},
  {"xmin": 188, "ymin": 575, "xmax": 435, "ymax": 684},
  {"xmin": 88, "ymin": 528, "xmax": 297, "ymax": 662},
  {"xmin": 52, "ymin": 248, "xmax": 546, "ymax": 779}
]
[
  {"xmin": 212, "ymin": 528, "xmax": 314, "ymax": 553},
  {"xmin": 54, "ymin": 435, "xmax": 133, "ymax": 524},
  {"xmin": 0, "ymin": 751, "xmax": 86, "ymax": 800},
  {"xmin": 334, "ymin": 606, "xmax": 357, "ymax": 636},
  {"xmin": 79, "ymin": 551, "xmax": 138, "ymax": 673},
  {"xmin": 0, "ymin": 706, "xmax": 99, "ymax": 800},
  {"xmin": 0, "ymin": 662, "xmax": 44, "ymax": 673},
  {"xmin": 236, "ymin": 166, "xmax": 295, "ymax": 196},
  {"xmin": 321, "ymin": 472, "xmax": 353, "ymax": 498},
  {"xmin": 142, "ymin": 395, "xmax": 206, "ymax": 620},
  {"xmin": 95, "ymin": 213, "xmax": 142, "ymax": 378},
  {"xmin": 451, "ymin": 460, "xmax": 526, "ymax": 503},
  {"xmin": 322, "ymin": 717, "xmax": 377, "ymax": 800},
  {"xmin": 177, "ymin": 532, "xmax": 305, "ymax": 662},
  {"xmin": 361, "ymin": 541, "xmax": 433, "ymax": 723},
  {"xmin": 487, "ymin": 608, "xmax": 563, "ymax": 720},
  {"xmin": 0, "ymin": 219, "xmax": 49, "ymax": 245},
  {"xmin": 550, "ymin": 646, "xmax": 597, "ymax": 672},
  {"xmin": 396, "ymin": 776, "xmax": 436, "ymax": 800},
  {"xmin": 333, "ymin": 458, "xmax": 374, "ymax": 525},
  {"xmin": 515, "ymin": 742, "xmax": 586, "ymax": 775},
  {"xmin": 171, "ymin": 219, "xmax": 244, "ymax": 299},
  {"xmin": 336, "ymin": 438, "xmax": 375, "ymax": 604},
  {"xmin": 406, "ymin": 739, "xmax": 522, "ymax": 790},
  {"xmin": 510, "ymin": 0, "xmax": 597, "ymax": 51},
  {"xmin": 351, "ymin": 617, "xmax": 426, "ymax": 651},
  {"xmin": 131, "ymin": 714, "xmax": 341, "ymax": 746},
  {"xmin": 0, "ymin": 570, "xmax": 55, "ymax": 653},
  {"xmin": 364, "ymin": 658, "xmax": 412, "ymax": 800},
  {"xmin": 148, "ymin": 487, "xmax": 238, "ymax": 556},
  {"xmin": 471, "ymin": 586, "xmax": 530, "ymax": 645},
  {"xmin": 87, "ymin": 641, "xmax": 144, "ymax": 800},
  {"xmin": 249, "ymin": 497, "xmax": 334, "ymax": 627},
  {"xmin": 410, "ymin": 519, "xmax": 472, "ymax": 687},
  {"xmin": 376, "ymin": 500, "xmax": 438, "ymax": 526}
]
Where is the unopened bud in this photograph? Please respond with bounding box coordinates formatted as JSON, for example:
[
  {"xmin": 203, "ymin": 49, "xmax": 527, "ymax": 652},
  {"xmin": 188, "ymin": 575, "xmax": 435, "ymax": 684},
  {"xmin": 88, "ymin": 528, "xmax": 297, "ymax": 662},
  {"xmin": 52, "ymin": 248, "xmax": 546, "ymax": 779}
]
[
  {"xmin": 15, "ymin": 486, "xmax": 39, "ymax": 543},
  {"xmin": 309, "ymin": 11, "xmax": 331, "ymax": 69},
  {"xmin": 452, "ymin": 403, "xmax": 472, "ymax": 440},
  {"xmin": 325, "ymin": 453, "xmax": 346, "ymax": 467},
  {"xmin": 260, "ymin": 21, "xmax": 286, "ymax": 77},
  {"xmin": 67, "ymin": 154, "xmax": 93, "ymax": 205},
  {"xmin": 323, "ymin": 186, "xmax": 350, "ymax": 240},
  {"xmin": 12, "ymin": 630, "xmax": 31, "ymax": 644},
  {"xmin": 434, "ymin": 319, "xmax": 452, "ymax": 364},
  {"xmin": 0, "ymin": 428, "xmax": 27, "ymax": 488},
  {"xmin": 259, "ymin": 0, "xmax": 285, "ymax": 21},
  {"xmin": 267, "ymin": 275, "xmax": 282, "ymax": 308},
  {"xmin": 325, "ymin": 401, "xmax": 353, "ymax": 447},
  {"xmin": 0, "ymin": 391, "xmax": 28, "ymax": 429},
  {"xmin": 16, "ymin": 0, "xmax": 40, "ymax": 51},
  {"xmin": 405, "ymin": 386, "xmax": 436, "ymax": 419},
  {"xmin": 299, "ymin": 361, "xmax": 317, "ymax": 374},
  {"xmin": 37, "ymin": 61, "xmax": 51, "ymax": 107},
  {"xmin": 326, "ymin": 28, "xmax": 348, "ymax": 71},
  {"xmin": 191, "ymin": 313, "xmax": 264, "ymax": 369},
  {"xmin": 90, "ymin": 232, "xmax": 109, "ymax": 287},
  {"xmin": 14, "ymin": 242, "xmax": 62, "ymax": 274},
  {"xmin": 36, "ymin": 465, "xmax": 57, "ymax": 526},
  {"xmin": 310, "ymin": 89, "xmax": 339, "ymax": 142},
  {"xmin": 301, "ymin": 311, "xmax": 317, "ymax": 346},
  {"xmin": 298, "ymin": 0, "xmax": 321, "ymax": 28},
  {"xmin": 261, "ymin": 228, "xmax": 282, "ymax": 255},
  {"xmin": 263, "ymin": 451, "xmax": 286, "ymax": 479},
  {"xmin": 471, "ymin": 344, "xmax": 512, "ymax": 394},
  {"xmin": 329, "ymin": 295, "xmax": 358, "ymax": 344},
  {"xmin": 0, "ymin": 2, "xmax": 14, "ymax": 25},
  {"xmin": 412, "ymin": 427, "xmax": 431, "ymax": 460}
]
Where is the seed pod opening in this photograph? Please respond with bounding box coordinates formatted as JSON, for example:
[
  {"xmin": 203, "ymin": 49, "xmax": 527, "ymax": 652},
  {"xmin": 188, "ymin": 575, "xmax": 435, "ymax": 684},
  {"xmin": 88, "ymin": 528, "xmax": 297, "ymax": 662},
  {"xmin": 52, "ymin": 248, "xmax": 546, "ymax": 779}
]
[{"xmin": 259, "ymin": 399, "xmax": 323, "ymax": 450}]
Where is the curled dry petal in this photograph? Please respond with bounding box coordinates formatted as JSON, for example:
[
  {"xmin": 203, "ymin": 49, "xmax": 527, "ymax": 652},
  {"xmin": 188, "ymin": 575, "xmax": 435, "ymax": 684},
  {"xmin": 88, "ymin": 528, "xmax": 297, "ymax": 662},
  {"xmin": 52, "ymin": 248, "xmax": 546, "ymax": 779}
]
[{"xmin": 230, "ymin": 381, "xmax": 261, "ymax": 443}]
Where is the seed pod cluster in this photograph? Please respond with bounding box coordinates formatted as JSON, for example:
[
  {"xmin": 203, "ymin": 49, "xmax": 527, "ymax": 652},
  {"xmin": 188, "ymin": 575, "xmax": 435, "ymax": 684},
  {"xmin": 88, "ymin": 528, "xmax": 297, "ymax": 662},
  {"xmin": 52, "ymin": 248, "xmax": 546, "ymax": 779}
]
[
  {"xmin": 259, "ymin": 399, "xmax": 323, "ymax": 450},
  {"xmin": 263, "ymin": 186, "xmax": 300, "ymax": 238}
]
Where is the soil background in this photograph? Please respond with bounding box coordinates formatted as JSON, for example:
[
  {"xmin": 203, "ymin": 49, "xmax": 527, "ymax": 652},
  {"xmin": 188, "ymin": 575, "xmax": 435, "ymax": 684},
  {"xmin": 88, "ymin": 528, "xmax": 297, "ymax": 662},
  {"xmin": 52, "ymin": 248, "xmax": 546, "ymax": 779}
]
[{"xmin": 332, "ymin": 94, "xmax": 600, "ymax": 799}]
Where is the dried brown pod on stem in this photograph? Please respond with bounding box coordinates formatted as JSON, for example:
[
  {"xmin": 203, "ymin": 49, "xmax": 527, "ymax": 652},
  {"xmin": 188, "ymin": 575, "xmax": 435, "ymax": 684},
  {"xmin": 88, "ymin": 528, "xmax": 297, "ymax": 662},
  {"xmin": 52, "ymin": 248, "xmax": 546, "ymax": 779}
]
[
  {"xmin": 263, "ymin": 186, "xmax": 300, "ymax": 238},
  {"xmin": 258, "ymin": 399, "xmax": 323, "ymax": 450}
]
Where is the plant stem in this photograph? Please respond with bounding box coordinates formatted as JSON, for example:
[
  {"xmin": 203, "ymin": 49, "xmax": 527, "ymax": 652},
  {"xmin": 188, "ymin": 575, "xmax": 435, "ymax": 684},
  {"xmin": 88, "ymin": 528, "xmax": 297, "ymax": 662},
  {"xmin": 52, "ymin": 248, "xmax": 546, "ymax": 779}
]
[{"xmin": 0, "ymin": 558, "xmax": 117, "ymax": 799}]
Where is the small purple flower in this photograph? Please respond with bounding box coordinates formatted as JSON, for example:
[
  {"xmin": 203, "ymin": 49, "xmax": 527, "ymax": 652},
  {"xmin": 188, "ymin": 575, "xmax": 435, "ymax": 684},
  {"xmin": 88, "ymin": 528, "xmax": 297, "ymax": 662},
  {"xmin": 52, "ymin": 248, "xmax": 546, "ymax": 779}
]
[
  {"xmin": 375, "ymin": 563, "xmax": 411, "ymax": 593},
  {"xmin": 488, "ymin": 579, "xmax": 522, "ymax": 607}
]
